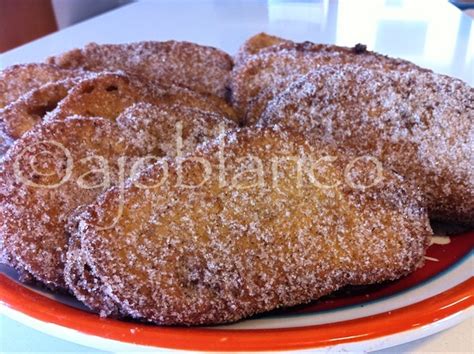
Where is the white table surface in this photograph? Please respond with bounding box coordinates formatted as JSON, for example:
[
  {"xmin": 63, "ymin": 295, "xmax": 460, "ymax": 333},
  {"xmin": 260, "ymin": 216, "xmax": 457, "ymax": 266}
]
[{"xmin": 0, "ymin": 0, "xmax": 473, "ymax": 352}]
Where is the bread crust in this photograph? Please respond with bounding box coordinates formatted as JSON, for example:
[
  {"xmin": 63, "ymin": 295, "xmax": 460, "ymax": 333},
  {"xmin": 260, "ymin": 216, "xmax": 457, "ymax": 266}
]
[
  {"xmin": 0, "ymin": 63, "xmax": 82, "ymax": 108},
  {"xmin": 67, "ymin": 127, "xmax": 431, "ymax": 325},
  {"xmin": 47, "ymin": 41, "xmax": 234, "ymax": 99},
  {"xmin": 0, "ymin": 104, "xmax": 236, "ymax": 289},
  {"xmin": 0, "ymin": 72, "xmax": 238, "ymax": 156},
  {"xmin": 49, "ymin": 72, "xmax": 238, "ymax": 122},
  {"xmin": 234, "ymin": 33, "xmax": 290, "ymax": 64},
  {"xmin": 260, "ymin": 65, "xmax": 474, "ymax": 224},
  {"xmin": 0, "ymin": 78, "xmax": 79, "ymax": 155},
  {"xmin": 231, "ymin": 36, "xmax": 425, "ymax": 125}
]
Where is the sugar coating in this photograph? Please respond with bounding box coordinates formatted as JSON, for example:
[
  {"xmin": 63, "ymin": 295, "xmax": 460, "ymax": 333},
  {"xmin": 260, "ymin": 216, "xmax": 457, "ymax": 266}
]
[
  {"xmin": 0, "ymin": 100, "xmax": 235, "ymax": 290},
  {"xmin": 0, "ymin": 78, "xmax": 81, "ymax": 155},
  {"xmin": 116, "ymin": 102, "xmax": 237, "ymax": 157},
  {"xmin": 260, "ymin": 65, "xmax": 474, "ymax": 224},
  {"xmin": 64, "ymin": 102, "xmax": 237, "ymax": 309},
  {"xmin": 0, "ymin": 63, "xmax": 83, "ymax": 108},
  {"xmin": 234, "ymin": 33, "xmax": 290, "ymax": 64},
  {"xmin": 47, "ymin": 41, "xmax": 234, "ymax": 99},
  {"xmin": 0, "ymin": 117, "xmax": 138, "ymax": 288},
  {"xmin": 70, "ymin": 127, "xmax": 431, "ymax": 325},
  {"xmin": 46, "ymin": 71, "xmax": 238, "ymax": 123},
  {"xmin": 0, "ymin": 70, "xmax": 238, "ymax": 159},
  {"xmin": 231, "ymin": 39, "xmax": 425, "ymax": 124},
  {"xmin": 0, "ymin": 34, "xmax": 465, "ymax": 327}
]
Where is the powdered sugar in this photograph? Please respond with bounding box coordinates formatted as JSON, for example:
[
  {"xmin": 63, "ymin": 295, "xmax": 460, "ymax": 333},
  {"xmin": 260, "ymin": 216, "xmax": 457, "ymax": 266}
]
[
  {"xmin": 260, "ymin": 64, "xmax": 474, "ymax": 223},
  {"xmin": 231, "ymin": 41, "xmax": 426, "ymax": 124},
  {"xmin": 70, "ymin": 127, "xmax": 431, "ymax": 325},
  {"xmin": 47, "ymin": 41, "xmax": 234, "ymax": 99},
  {"xmin": 0, "ymin": 63, "xmax": 83, "ymax": 108},
  {"xmin": 0, "ymin": 99, "xmax": 235, "ymax": 290}
]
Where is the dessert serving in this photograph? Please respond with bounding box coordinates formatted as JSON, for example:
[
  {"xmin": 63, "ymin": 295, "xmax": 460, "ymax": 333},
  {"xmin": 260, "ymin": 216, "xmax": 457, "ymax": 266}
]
[{"xmin": 0, "ymin": 33, "xmax": 472, "ymax": 326}]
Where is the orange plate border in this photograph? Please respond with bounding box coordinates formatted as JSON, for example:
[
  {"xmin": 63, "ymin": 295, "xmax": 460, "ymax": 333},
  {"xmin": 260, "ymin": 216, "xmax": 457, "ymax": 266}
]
[{"xmin": 0, "ymin": 274, "xmax": 473, "ymax": 351}]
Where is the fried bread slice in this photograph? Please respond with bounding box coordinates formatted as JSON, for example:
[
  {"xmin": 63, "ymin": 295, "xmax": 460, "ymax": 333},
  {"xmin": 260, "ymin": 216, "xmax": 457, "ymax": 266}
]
[
  {"xmin": 260, "ymin": 65, "xmax": 474, "ymax": 224},
  {"xmin": 67, "ymin": 127, "xmax": 431, "ymax": 325},
  {"xmin": 231, "ymin": 36, "xmax": 425, "ymax": 124},
  {"xmin": 234, "ymin": 33, "xmax": 290, "ymax": 64},
  {"xmin": 65, "ymin": 102, "xmax": 237, "ymax": 312},
  {"xmin": 0, "ymin": 78, "xmax": 79, "ymax": 155},
  {"xmin": 0, "ymin": 104, "xmax": 236, "ymax": 289},
  {"xmin": 0, "ymin": 63, "xmax": 82, "ymax": 108},
  {"xmin": 0, "ymin": 72, "xmax": 238, "ymax": 155},
  {"xmin": 48, "ymin": 71, "xmax": 238, "ymax": 122},
  {"xmin": 47, "ymin": 41, "xmax": 233, "ymax": 99},
  {"xmin": 0, "ymin": 117, "xmax": 143, "ymax": 288}
]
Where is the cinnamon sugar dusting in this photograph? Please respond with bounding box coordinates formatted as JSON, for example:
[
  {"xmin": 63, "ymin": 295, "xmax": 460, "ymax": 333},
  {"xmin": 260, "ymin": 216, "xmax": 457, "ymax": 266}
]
[
  {"xmin": 260, "ymin": 65, "xmax": 473, "ymax": 224},
  {"xmin": 47, "ymin": 41, "xmax": 233, "ymax": 99},
  {"xmin": 1, "ymin": 34, "xmax": 468, "ymax": 326},
  {"xmin": 69, "ymin": 128, "xmax": 431, "ymax": 325}
]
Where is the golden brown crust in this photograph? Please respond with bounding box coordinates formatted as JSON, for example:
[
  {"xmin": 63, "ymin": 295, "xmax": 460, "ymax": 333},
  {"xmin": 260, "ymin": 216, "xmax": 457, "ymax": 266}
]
[
  {"xmin": 64, "ymin": 233, "xmax": 122, "ymax": 315},
  {"xmin": 0, "ymin": 79, "xmax": 79, "ymax": 154},
  {"xmin": 0, "ymin": 117, "xmax": 141, "ymax": 288},
  {"xmin": 67, "ymin": 127, "xmax": 431, "ymax": 325},
  {"xmin": 48, "ymin": 72, "xmax": 151, "ymax": 121},
  {"xmin": 0, "ymin": 72, "xmax": 238, "ymax": 157},
  {"xmin": 64, "ymin": 103, "xmax": 237, "ymax": 312},
  {"xmin": 260, "ymin": 65, "xmax": 474, "ymax": 224},
  {"xmin": 231, "ymin": 36, "xmax": 425, "ymax": 125},
  {"xmin": 234, "ymin": 33, "xmax": 290, "ymax": 64},
  {"xmin": 0, "ymin": 63, "xmax": 82, "ymax": 108},
  {"xmin": 0, "ymin": 101, "xmax": 236, "ymax": 289},
  {"xmin": 47, "ymin": 41, "xmax": 234, "ymax": 99},
  {"xmin": 1, "ymin": 34, "xmax": 468, "ymax": 327},
  {"xmin": 49, "ymin": 72, "xmax": 238, "ymax": 123}
]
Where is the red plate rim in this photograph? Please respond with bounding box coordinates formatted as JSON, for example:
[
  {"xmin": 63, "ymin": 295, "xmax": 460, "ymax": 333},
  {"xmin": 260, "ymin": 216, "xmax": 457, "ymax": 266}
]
[{"xmin": 0, "ymin": 273, "xmax": 472, "ymax": 352}]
